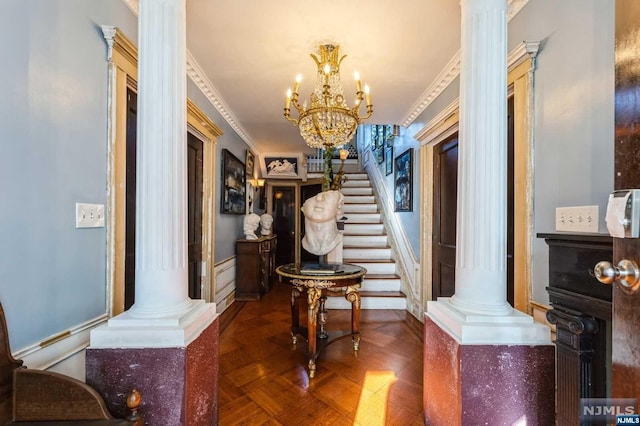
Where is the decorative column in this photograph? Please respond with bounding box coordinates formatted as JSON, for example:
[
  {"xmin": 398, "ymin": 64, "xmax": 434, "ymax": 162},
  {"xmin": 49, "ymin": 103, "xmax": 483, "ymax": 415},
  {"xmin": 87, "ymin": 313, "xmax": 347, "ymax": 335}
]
[
  {"xmin": 451, "ymin": 0, "xmax": 511, "ymax": 316},
  {"xmin": 130, "ymin": 0, "xmax": 190, "ymax": 318},
  {"xmin": 87, "ymin": 1, "xmax": 219, "ymax": 425},
  {"xmin": 423, "ymin": 0, "xmax": 554, "ymax": 424}
]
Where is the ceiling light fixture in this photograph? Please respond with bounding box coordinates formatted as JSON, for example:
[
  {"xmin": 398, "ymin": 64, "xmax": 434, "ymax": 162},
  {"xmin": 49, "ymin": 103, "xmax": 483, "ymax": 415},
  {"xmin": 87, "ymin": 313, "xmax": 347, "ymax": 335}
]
[{"xmin": 284, "ymin": 44, "xmax": 373, "ymax": 149}]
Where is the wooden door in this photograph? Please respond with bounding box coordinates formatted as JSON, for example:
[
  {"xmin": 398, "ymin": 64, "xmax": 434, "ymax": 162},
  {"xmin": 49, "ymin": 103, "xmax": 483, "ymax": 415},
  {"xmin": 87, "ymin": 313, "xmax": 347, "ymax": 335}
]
[
  {"xmin": 187, "ymin": 132, "xmax": 204, "ymax": 299},
  {"xmin": 272, "ymin": 187, "xmax": 295, "ymax": 265},
  {"xmin": 432, "ymin": 134, "xmax": 458, "ymax": 298},
  {"xmin": 612, "ymin": 0, "xmax": 640, "ymax": 400},
  {"xmin": 432, "ymin": 98, "xmax": 515, "ymax": 302},
  {"xmin": 506, "ymin": 96, "xmax": 515, "ymax": 306},
  {"xmin": 300, "ymin": 183, "xmax": 323, "ymax": 262},
  {"xmin": 124, "ymin": 88, "xmax": 137, "ymax": 310}
]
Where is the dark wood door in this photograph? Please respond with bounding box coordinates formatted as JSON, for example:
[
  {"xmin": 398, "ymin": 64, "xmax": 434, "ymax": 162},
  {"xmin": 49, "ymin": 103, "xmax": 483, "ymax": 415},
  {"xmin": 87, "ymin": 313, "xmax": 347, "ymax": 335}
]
[
  {"xmin": 613, "ymin": 0, "xmax": 640, "ymax": 400},
  {"xmin": 432, "ymin": 134, "xmax": 458, "ymax": 298},
  {"xmin": 506, "ymin": 96, "xmax": 515, "ymax": 306},
  {"xmin": 300, "ymin": 183, "xmax": 323, "ymax": 262},
  {"xmin": 187, "ymin": 132, "xmax": 203, "ymax": 299},
  {"xmin": 272, "ymin": 187, "xmax": 295, "ymax": 265},
  {"xmin": 124, "ymin": 88, "xmax": 137, "ymax": 310},
  {"xmin": 432, "ymin": 100, "xmax": 515, "ymax": 302}
]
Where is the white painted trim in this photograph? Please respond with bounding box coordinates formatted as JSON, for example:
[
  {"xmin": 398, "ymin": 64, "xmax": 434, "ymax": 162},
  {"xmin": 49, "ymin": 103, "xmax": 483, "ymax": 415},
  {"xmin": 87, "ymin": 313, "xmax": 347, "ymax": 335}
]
[
  {"xmin": 90, "ymin": 301, "xmax": 218, "ymax": 348},
  {"xmin": 118, "ymin": 0, "xmax": 259, "ymax": 154},
  {"xmin": 427, "ymin": 298, "xmax": 552, "ymax": 345},
  {"xmin": 409, "ymin": 41, "xmax": 539, "ymax": 136},
  {"xmin": 401, "ymin": 53, "xmax": 461, "ymax": 127},
  {"xmin": 401, "ymin": 0, "xmax": 532, "ymax": 127},
  {"xmin": 414, "ymin": 99, "xmax": 460, "ymax": 144},
  {"xmin": 14, "ymin": 314, "xmax": 108, "ymax": 371},
  {"xmin": 186, "ymin": 51, "xmax": 259, "ymax": 154},
  {"xmin": 508, "ymin": 41, "xmax": 541, "ymax": 70},
  {"xmin": 364, "ymin": 159, "xmax": 420, "ymax": 306},
  {"xmin": 214, "ymin": 256, "xmax": 236, "ymax": 312},
  {"xmin": 120, "ymin": 0, "xmax": 137, "ymax": 14}
]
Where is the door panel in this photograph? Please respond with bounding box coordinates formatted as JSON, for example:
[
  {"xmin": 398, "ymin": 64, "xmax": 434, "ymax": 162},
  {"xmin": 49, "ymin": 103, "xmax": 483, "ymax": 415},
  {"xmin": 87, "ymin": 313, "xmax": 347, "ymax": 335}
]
[
  {"xmin": 187, "ymin": 132, "xmax": 203, "ymax": 299},
  {"xmin": 124, "ymin": 89, "xmax": 137, "ymax": 310},
  {"xmin": 432, "ymin": 134, "xmax": 458, "ymax": 298},
  {"xmin": 613, "ymin": 0, "xmax": 640, "ymax": 399},
  {"xmin": 273, "ymin": 187, "xmax": 295, "ymax": 265}
]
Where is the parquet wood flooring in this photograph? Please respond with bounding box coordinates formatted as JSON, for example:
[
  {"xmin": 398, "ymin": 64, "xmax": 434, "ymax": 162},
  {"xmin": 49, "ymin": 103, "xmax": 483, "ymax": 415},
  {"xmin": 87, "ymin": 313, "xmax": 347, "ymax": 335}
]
[{"xmin": 219, "ymin": 281, "xmax": 424, "ymax": 426}]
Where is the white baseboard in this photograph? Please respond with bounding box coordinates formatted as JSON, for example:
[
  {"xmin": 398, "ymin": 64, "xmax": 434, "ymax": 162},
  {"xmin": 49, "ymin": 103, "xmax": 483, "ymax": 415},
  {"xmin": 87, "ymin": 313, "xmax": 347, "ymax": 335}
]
[{"xmin": 13, "ymin": 314, "xmax": 108, "ymax": 381}]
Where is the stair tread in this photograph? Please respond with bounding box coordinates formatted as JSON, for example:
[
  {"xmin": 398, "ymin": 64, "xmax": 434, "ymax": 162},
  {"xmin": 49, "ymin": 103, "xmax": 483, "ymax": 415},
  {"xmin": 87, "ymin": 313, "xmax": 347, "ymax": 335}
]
[
  {"xmin": 344, "ymin": 245, "xmax": 390, "ymax": 249},
  {"xmin": 364, "ymin": 274, "xmax": 401, "ymax": 279},
  {"xmin": 344, "ymin": 258, "xmax": 395, "ymax": 263},
  {"xmin": 344, "ymin": 233, "xmax": 387, "ymax": 237},
  {"xmin": 344, "ymin": 221, "xmax": 384, "ymax": 225}
]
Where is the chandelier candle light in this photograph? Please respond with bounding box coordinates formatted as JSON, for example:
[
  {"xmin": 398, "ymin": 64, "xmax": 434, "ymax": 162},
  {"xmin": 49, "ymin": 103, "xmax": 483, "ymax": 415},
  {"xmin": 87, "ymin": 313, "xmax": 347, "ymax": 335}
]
[{"xmin": 284, "ymin": 44, "xmax": 373, "ymax": 149}]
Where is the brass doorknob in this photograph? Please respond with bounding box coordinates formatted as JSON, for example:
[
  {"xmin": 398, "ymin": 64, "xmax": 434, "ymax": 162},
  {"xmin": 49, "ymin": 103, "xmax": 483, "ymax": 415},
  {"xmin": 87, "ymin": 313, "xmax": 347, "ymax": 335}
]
[{"xmin": 594, "ymin": 259, "xmax": 640, "ymax": 292}]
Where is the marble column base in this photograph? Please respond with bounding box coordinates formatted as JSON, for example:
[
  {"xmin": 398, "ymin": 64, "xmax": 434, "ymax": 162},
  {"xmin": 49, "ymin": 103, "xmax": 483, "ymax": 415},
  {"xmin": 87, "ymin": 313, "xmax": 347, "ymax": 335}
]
[
  {"xmin": 86, "ymin": 306, "xmax": 219, "ymax": 425},
  {"xmin": 423, "ymin": 316, "xmax": 555, "ymax": 426}
]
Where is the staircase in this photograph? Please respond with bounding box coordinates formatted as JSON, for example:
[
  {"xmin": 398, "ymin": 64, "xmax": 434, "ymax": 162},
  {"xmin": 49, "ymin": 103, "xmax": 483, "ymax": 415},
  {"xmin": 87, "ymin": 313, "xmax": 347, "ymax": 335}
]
[{"xmin": 325, "ymin": 172, "xmax": 407, "ymax": 310}]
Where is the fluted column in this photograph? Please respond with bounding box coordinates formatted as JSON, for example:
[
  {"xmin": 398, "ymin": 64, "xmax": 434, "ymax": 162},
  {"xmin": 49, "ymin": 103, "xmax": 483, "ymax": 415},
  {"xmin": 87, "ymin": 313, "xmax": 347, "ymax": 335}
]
[
  {"xmin": 130, "ymin": 0, "xmax": 190, "ymax": 318},
  {"xmin": 450, "ymin": 0, "xmax": 512, "ymax": 316}
]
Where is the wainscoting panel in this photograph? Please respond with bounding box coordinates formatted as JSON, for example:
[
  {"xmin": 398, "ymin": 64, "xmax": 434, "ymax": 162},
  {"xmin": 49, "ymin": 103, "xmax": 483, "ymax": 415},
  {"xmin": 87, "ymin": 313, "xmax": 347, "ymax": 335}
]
[{"xmin": 214, "ymin": 256, "xmax": 236, "ymax": 313}]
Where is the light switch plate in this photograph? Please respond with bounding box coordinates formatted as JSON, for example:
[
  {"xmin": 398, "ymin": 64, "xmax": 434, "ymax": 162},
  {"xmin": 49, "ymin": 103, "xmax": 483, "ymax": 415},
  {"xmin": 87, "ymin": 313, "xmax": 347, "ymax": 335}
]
[
  {"xmin": 555, "ymin": 205, "xmax": 599, "ymax": 233},
  {"xmin": 76, "ymin": 203, "xmax": 105, "ymax": 228}
]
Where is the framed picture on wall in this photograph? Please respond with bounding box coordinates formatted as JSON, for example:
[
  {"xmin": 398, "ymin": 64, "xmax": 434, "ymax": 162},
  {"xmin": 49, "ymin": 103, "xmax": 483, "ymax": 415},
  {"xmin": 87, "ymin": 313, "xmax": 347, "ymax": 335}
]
[
  {"xmin": 377, "ymin": 142, "xmax": 385, "ymax": 164},
  {"xmin": 394, "ymin": 148, "xmax": 413, "ymax": 212},
  {"xmin": 245, "ymin": 150, "xmax": 255, "ymax": 176},
  {"xmin": 221, "ymin": 149, "xmax": 246, "ymax": 214},
  {"xmin": 385, "ymin": 145, "xmax": 393, "ymax": 176}
]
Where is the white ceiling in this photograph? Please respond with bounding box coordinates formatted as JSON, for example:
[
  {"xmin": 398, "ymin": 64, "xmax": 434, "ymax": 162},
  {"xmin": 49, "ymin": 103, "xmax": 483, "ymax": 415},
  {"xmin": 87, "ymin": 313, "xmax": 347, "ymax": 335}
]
[{"xmin": 183, "ymin": 0, "xmax": 463, "ymax": 155}]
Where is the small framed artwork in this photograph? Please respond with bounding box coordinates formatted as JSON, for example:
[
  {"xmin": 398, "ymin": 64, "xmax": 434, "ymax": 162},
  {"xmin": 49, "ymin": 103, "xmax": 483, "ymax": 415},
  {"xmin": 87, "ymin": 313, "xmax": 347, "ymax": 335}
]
[
  {"xmin": 245, "ymin": 150, "xmax": 255, "ymax": 176},
  {"xmin": 394, "ymin": 148, "xmax": 413, "ymax": 212},
  {"xmin": 260, "ymin": 153, "xmax": 306, "ymax": 180},
  {"xmin": 221, "ymin": 149, "xmax": 246, "ymax": 214},
  {"xmin": 385, "ymin": 145, "xmax": 393, "ymax": 176},
  {"xmin": 371, "ymin": 125, "xmax": 378, "ymax": 151},
  {"xmin": 377, "ymin": 142, "xmax": 385, "ymax": 164}
]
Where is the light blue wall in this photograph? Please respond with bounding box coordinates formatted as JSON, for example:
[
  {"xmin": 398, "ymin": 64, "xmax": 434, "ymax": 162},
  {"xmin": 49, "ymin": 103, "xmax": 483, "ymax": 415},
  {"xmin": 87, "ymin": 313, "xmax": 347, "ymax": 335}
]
[
  {"xmin": 409, "ymin": 0, "xmax": 615, "ymax": 306},
  {"xmin": 510, "ymin": 0, "xmax": 615, "ymax": 304},
  {"xmin": 185, "ymin": 80, "xmax": 251, "ymax": 263},
  {"xmin": 0, "ymin": 0, "xmax": 137, "ymax": 350}
]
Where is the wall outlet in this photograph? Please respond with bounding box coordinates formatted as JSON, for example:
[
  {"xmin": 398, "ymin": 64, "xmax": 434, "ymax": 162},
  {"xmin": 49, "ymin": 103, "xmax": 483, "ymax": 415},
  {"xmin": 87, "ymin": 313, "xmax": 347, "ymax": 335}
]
[
  {"xmin": 555, "ymin": 205, "xmax": 599, "ymax": 233},
  {"xmin": 76, "ymin": 203, "xmax": 105, "ymax": 228}
]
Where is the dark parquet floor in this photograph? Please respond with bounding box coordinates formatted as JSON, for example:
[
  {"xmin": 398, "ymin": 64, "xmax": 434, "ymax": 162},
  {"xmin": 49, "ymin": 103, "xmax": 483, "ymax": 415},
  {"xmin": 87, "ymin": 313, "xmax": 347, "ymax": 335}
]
[{"xmin": 218, "ymin": 281, "xmax": 424, "ymax": 426}]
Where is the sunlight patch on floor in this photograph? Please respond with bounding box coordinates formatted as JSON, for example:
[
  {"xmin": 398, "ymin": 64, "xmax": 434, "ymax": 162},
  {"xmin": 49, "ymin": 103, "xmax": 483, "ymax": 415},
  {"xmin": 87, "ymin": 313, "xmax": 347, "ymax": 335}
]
[{"xmin": 353, "ymin": 371, "xmax": 398, "ymax": 426}]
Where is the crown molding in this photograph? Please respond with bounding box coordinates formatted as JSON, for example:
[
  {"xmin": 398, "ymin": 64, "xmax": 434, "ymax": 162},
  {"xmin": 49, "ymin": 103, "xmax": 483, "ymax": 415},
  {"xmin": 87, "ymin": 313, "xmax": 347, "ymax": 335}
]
[
  {"xmin": 186, "ymin": 52, "xmax": 259, "ymax": 153},
  {"xmin": 120, "ymin": 0, "xmax": 138, "ymax": 15},
  {"xmin": 119, "ymin": 0, "xmax": 258, "ymax": 153},
  {"xmin": 401, "ymin": 0, "xmax": 530, "ymax": 127}
]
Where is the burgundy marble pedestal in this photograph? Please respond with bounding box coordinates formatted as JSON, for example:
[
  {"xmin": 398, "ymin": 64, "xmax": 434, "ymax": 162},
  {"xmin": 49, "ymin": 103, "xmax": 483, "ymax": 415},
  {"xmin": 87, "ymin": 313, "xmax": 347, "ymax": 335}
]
[
  {"xmin": 423, "ymin": 316, "xmax": 555, "ymax": 426},
  {"xmin": 86, "ymin": 317, "xmax": 219, "ymax": 426}
]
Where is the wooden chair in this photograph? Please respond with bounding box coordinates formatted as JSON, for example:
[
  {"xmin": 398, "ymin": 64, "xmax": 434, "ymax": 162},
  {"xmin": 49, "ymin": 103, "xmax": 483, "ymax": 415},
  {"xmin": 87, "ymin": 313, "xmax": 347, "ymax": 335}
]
[{"xmin": 0, "ymin": 304, "xmax": 142, "ymax": 425}]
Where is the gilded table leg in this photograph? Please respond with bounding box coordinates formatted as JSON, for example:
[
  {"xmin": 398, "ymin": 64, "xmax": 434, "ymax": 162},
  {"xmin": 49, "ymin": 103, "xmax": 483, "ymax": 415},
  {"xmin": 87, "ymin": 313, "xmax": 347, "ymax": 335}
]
[
  {"xmin": 307, "ymin": 287, "xmax": 321, "ymax": 378},
  {"xmin": 345, "ymin": 286, "xmax": 361, "ymax": 351},
  {"xmin": 318, "ymin": 295, "xmax": 328, "ymax": 339},
  {"xmin": 290, "ymin": 286, "xmax": 301, "ymax": 345}
]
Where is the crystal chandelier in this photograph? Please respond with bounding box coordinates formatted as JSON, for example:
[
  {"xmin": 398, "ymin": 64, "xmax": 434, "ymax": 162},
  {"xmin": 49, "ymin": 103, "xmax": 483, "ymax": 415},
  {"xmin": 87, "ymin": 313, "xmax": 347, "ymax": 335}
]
[{"xmin": 284, "ymin": 44, "xmax": 373, "ymax": 149}]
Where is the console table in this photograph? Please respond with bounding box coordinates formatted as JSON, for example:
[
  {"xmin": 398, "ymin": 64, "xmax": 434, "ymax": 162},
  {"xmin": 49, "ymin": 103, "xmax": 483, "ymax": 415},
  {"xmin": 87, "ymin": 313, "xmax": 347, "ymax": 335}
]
[{"xmin": 275, "ymin": 263, "xmax": 367, "ymax": 378}]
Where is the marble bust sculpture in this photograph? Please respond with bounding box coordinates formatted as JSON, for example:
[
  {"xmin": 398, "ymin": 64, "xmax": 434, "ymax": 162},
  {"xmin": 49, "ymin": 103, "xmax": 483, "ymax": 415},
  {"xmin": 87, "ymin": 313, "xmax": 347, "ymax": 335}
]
[
  {"xmin": 243, "ymin": 213, "xmax": 261, "ymax": 240},
  {"xmin": 260, "ymin": 213, "xmax": 274, "ymax": 236},
  {"xmin": 301, "ymin": 190, "xmax": 344, "ymax": 256}
]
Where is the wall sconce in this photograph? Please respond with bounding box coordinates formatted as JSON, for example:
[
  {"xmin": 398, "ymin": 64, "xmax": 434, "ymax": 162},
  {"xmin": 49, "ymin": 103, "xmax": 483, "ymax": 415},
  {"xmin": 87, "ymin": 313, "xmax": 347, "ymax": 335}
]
[
  {"xmin": 249, "ymin": 178, "xmax": 265, "ymax": 188},
  {"xmin": 339, "ymin": 148, "xmax": 349, "ymax": 161}
]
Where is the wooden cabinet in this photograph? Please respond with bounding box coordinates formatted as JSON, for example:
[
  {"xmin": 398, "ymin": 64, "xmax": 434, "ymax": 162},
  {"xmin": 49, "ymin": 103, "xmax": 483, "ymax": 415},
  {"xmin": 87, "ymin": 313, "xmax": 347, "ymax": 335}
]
[{"xmin": 235, "ymin": 235, "xmax": 277, "ymax": 301}]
